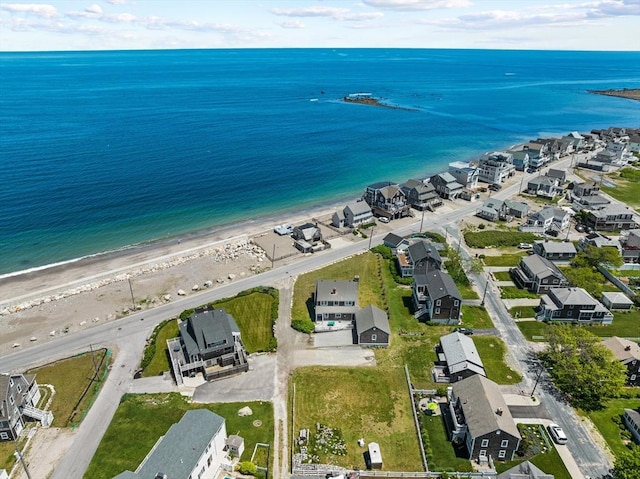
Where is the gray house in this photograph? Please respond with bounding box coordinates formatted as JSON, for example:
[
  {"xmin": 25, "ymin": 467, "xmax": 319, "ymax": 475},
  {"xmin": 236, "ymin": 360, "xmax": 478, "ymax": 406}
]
[
  {"xmin": 585, "ymin": 204, "xmax": 638, "ymax": 232},
  {"xmin": 168, "ymin": 308, "xmax": 249, "ymax": 384},
  {"xmin": 477, "ymin": 151, "xmax": 516, "ymax": 184},
  {"xmin": 510, "ymin": 254, "xmax": 570, "ymax": 294},
  {"xmin": 413, "ymin": 269, "xmax": 462, "ymax": 324},
  {"xmin": 114, "ymin": 409, "xmax": 232, "ymax": 479},
  {"xmin": 523, "ymin": 207, "xmax": 572, "ymax": 233},
  {"xmin": 448, "ymin": 161, "xmax": 479, "ymax": 188},
  {"xmin": 332, "ymin": 202, "xmax": 373, "ymax": 228},
  {"xmin": 448, "ymin": 375, "xmax": 521, "ymax": 463},
  {"xmin": 363, "ymin": 181, "xmax": 410, "ymax": 220},
  {"xmin": 398, "ymin": 240, "xmax": 443, "ymax": 277},
  {"xmin": 601, "ymin": 337, "xmax": 640, "ymax": 387},
  {"xmin": 532, "ymin": 241, "xmax": 577, "ymax": 261},
  {"xmin": 433, "ymin": 332, "xmax": 486, "ymax": 383},
  {"xmin": 497, "ymin": 461, "xmax": 554, "ymax": 479},
  {"xmin": 355, "ymin": 305, "xmax": 390, "ymax": 347},
  {"xmin": 623, "ymin": 409, "xmax": 640, "ymax": 445},
  {"xmin": 430, "ymin": 173, "xmax": 464, "ymax": 200},
  {"xmin": 526, "ymin": 176, "xmax": 563, "ymax": 199},
  {"xmin": 0, "ymin": 374, "xmax": 53, "ymax": 442},
  {"xmin": 536, "ymin": 287, "xmax": 613, "ymax": 324},
  {"xmin": 314, "ymin": 279, "xmax": 359, "ymax": 327},
  {"xmin": 401, "ymin": 179, "xmax": 442, "ymax": 211}
]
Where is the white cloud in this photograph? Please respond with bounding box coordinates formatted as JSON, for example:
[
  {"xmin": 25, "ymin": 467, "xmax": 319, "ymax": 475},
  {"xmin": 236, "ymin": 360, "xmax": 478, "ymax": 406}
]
[
  {"xmin": 362, "ymin": 0, "xmax": 472, "ymax": 11},
  {"xmin": 105, "ymin": 0, "xmax": 128, "ymax": 4},
  {"xmin": 85, "ymin": 4, "xmax": 102, "ymax": 15},
  {"xmin": 587, "ymin": 0, "xmax": 640, "ymax": 17},
  {"xmin": 0, "ymin": 3, "xmax": 58, "ymax": 18},
  {"xmin": 270, "ymin": 5, "xmax": 383, "ymax": 21},
  {"xmin": 278, "ymin": 20, "xmax": 305, "ymax": 29},
  {"xmin": 101, "ymin": 12, "xmax": 136, "ymax": 23}
]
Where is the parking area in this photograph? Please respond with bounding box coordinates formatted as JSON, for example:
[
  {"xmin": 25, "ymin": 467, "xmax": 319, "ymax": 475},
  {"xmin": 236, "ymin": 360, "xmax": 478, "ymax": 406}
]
[
  {"xmin": 251, "ymin": 230, "xmax": 300, "ymax": 262},
  {"xmin": 313, "ymin": 329, "xmax": 355, "ymax": 347}
]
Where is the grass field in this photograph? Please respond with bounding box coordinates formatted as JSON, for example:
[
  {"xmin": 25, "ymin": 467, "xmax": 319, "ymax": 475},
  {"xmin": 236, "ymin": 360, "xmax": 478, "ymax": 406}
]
[
  {"xmin": 587, "ymin": 398, "xmax": 640, "ymax": 459},
  {"xmin": 27, "ymin": 349, "xmax": 111, "ymax": 427},
  {"xmin": 517, "ymin": 321, "xmax": 548, "ymax": 341},
  {"xmin": 473, "ymin": 336, "xmax": 522, "ymax": 384},
  {"xmin": 510, "ymin": 306, "xmax": 538, "ymax": 319},
  {"xmin": 292, "ymin": 252, "xmax": 383, "ymax": 322},
  {"xmin": 500, "ymin": 286, "xmax": 539, "ymax": 299},
  {"xmin": 458, "ymin": 283, "xmax": 480, "ymax": 300},
  {"xmin": 601, "ymin": 169, "xmax": 640, "ymax": 209},
  {"xmin": 517, "ymin": 312, "xmax": 640, "ymax": 341},
  {"xmin": 143, "ymin": 320, "xmax": 179, "ymax": 377},
  {"xmin": 419, "ymin": 414, "xmax": 473, "ymax": 472},
  {"xmin": 483, "ymin": 254, "xmax": 526, "ymax": 267},
  {"xmin": 291, "ymin": 367, "xmax": 422, "ymax": 471},
  {"xmin": 84, "ymin": 394, "xmax": 273, "ymax": 479},
  {"xmin": 493, "ymin": 271, "xmax": 514, "ymax": 281},
  {"xmin": 464, "ymin": 230, "xmax": 538, "ymax": 249},
  {"xmin": 611, "ymin": 269, "xmax": 640, "ymax": 277},
  {"xmin": 0, "ymin": 435, "xmax": 27, "ymax": 471},
  {"xmin": 460, "ymin": 305, "xmax": 494, "ymax": 329}
]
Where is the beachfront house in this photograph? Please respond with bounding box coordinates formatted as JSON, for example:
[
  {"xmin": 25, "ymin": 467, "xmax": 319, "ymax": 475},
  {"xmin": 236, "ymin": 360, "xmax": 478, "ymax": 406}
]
[
  {"xmin": 0, "ymin": 374, "xmax": 53, "ymax": 442},
  {"xmin": 513, "ymin": 142, "xmax": 548, "ymax": 169},
  {"xmin": 430, "ymin": 173, "xmax": 464, "ymax": 200},
  {"xmin": 412, "ymin": 269, "xmax": 461, "ymax": 324},
  {"xmin": 601, "ymin": 337, "xmax": 640, "ymax": 387},
  {"xmin": 332, "ymin": 202, "xmax": 373, "ymax": 228},
  {"xmin": 628, "ymin": 134, "xmax": 640, "ymax": 153},
  {"xmin": 362, "ymin": 181, "xmax": 410, "ymax": 220},
  {"xmin": 535, "ymin": 287, "xmax": 613, "ymax": 324},
  {"xmin": 167, "ymin": 308, "xmax": 249, "ymax": 385},
  {"xmin": 448, "ymin": 162, "xmax": 479, "ymax": 189},
  {"xmin": 477, "ymin": 151, "xmax": 516, "ymax": 185},
  {"xmin": 401, "ymin": 179, "xmax": 442, "ymax": 211},
  {"xmin": 114, "ymin": 409, "xmax": 235, "ymax": 479},
  {"xmin": 508, "ymin": 150, "xmax": 530, "ymax": 171},
  {"xmin": 510, "ymin": 254, "xmax": 570, "ymax": 294},
  {"xmin": 562, "ymin": 131, "xmax": 585, "ymax": 151},
  {"xmin": 447, "ymin": 375, "xmax": 521, "ymax": 463},
  {"xmin": 432, "ymin": 332, "xmax": 486, "ymax": 383},
  {"xmin": 314, "ymin": 279, "xmax": 360, "ymax": 328}
]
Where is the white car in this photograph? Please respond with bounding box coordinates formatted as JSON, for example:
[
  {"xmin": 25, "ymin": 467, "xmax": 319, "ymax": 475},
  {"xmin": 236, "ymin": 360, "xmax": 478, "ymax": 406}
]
[
  {"xmin": 547, "ymin": 423, "xmax": 568, "ymax": 444},
  {"xmin": 518, "ymin": 243, "xmax": 533, "ymax": 249},
  {"xmin": 378, "ymin": 217, "xmax": 390, "ymax": 223},
  {"xmin": 274, "ymin": 224, "xmax": 294, "ymax": 235}
]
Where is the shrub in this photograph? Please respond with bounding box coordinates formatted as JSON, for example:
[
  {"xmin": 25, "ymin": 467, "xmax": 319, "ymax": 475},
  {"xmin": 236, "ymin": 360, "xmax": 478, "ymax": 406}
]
[
  {"xmin": 237, "ymin": 461, "xmax": 258, "ymax": 475},
  {"xmin": 464, "ymin": 230, "xmax": 538, "ymax": 248},
  {"xmin": 292, "ymin": 319, "xmax": 315, "ymax": 334},
  {"xmin": 371, "ymin": 244, "xmax": 393, "ymax": 260}
]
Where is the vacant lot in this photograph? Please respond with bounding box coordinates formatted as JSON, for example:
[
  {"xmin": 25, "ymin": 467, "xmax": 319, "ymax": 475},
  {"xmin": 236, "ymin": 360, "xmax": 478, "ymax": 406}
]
[
  {"xmin": 473, "ymin": 336, "xmax": 522, "ymax": 385},
  {"xmin": 460, "ymin": 305, "xmax": 494, "ymax": 329},
  {"xmin": 500, "ymin": 286, "xmax": 539, "ymax": 299},
  {"xmin": 484, "ymin": 253, "xmax": 527, "ymax": 267},
  {"xmin": 85, "ymin": 394, "xmax": 273, "ymax": 479},
  {"xmin": 464, "ymin": 230, "xmax": 538, "ymax": 249}
]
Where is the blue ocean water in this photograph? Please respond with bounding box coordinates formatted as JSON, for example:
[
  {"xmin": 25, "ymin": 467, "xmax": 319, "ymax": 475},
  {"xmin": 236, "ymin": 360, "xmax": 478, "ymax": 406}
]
[{"xmin": 0, "ymin": 48, "xmax": 639, "ymax": 275}]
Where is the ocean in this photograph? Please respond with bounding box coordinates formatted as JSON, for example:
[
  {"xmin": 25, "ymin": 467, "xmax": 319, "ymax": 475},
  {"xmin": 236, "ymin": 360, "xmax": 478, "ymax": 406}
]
[{"xmin": 0, "ymin": 48, "xmax": 639, "ymax": 275}]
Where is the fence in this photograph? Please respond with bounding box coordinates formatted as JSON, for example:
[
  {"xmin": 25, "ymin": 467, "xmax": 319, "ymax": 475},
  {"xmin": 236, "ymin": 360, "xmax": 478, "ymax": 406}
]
[{"xmin": 598, "ymin": 266, "xmax": 636, "ymax": 297}]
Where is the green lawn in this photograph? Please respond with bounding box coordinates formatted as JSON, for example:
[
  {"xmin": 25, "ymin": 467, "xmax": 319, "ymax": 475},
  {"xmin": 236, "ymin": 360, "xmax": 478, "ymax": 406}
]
[
  {"xmin": 483, "ymin": 254, "xmax": 526, "ymax": 267},
  {"xmin": 458, "ymin": 283, "xmax": 480, "ymax": 300},
  {"xmin": 84, "ymin": 394, "xmax": 274, "ymax": 479},
  {"xmin": 142, "ymin": 320, "xmax": 179, "ymax": 377},
  {"xmin": 460, "ymin": 305, "xmax": 494, "ymax": 329},
  {"xmin": 587, "ymin": 398, "xmax": 640, "ymax": 459},
  {"xmin": 517, "ymin": 321, "xmax": 548, "ymax": 341},
  {"xmin": 611, "ymin": 269, "xmax": 640, "ymax": 278},
  {"xmin": 473, "ymin": 336, "xmax": 522, "ymax": 384},
  {"xmin": 419, "ymin": 414, "xmax": 473, "ymax": 472},
  {"xmin": 500, "ymin": 286, "xmax": 539, "ymax": 299},
  {"xmin": 517, "ymin": 313, "xmax": 640, "ymax": 340},
  {"xmin": 493, "ymin": 271, "xmax": 514, "ymax": 281},
  {"xmin": 510, "ymin": 306, "xmax": 538, "ymax": 319},
  {"xmin": 27, "ymin": 349, "xmax": 111, "ymax": 427},
  {"xmin": 464, "ymin": 230, "xmax": 539, "ymax": 249},
  {"xmin": 602, "ymin": 182, "xmax": 640, "ymax": 210}
]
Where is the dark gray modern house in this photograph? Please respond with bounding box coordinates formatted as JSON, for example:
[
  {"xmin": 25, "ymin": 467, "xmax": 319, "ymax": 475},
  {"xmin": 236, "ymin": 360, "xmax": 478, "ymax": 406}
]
[
  {"xmin": 412, "ymin": 269, "xmax": 462, "ymax": 324},
  {"xmin": 433, "ymin": 332, "xmax": 486, "ymax": 383}
]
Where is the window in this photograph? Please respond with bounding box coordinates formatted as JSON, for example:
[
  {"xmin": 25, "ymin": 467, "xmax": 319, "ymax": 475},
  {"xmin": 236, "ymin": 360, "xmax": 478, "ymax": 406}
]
[
  {"xmin": 9, "ymin": 396, "xmax": 14, "ymax": 405},
  {"xmin": 501, "ymin": 439, "xmax": 509, "ymax": 448},
  {"xmin": 371, "ymin": 334, "xmax": 377, "ymax": 341},
  {"xmin": 479, "ymin": 450, "xmax": 487, "ymax": 457},
  {"xmin": 632, "ymin": 374, "xmax": 637, "ymax": 381},
  {"xmin": 436, "ymin": 299, "xmax": 441, "ymax": 306},
  {"xmin": 435, "ymin": 308, "xmax": 440, "ymax": 314},
  {"xmin": 0, "ymin": 432, "xmax": 9, "ymax": 440},
  {"xmin": 17, "ymin": 385, "xmax": 22, "ymax": 393},
  {"xmin": 335, "ymin": 313, "xmax": 341, "ymax": 318},
  {"xmin": 454, "ymin": 300, "xmax": 459, "ymax": 306},
  {"xmin": 498, "ymin": 450, "xmax": 506, "ymax": 459},
  {"xmin": 481, "ymin": 439, "xmax": 489, "ymax": 447},
  {"xmin": 207, "ymin": 455, "xmax": 212, "ymax": 466}
]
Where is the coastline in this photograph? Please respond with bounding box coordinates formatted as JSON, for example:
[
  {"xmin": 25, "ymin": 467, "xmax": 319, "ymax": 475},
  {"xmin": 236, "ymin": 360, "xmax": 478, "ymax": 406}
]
[{"xmin": 588, "ymin": 88, "xmax": 640, "ymax": 101}]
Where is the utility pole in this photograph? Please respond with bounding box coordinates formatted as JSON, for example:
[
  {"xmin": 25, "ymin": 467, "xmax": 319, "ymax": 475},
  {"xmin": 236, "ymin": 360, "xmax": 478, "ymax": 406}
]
[
  {"xmin": 368, "ymin": 226, "xmax": 375, "ymax": 250},
  {"xmin": 127, "ymin": 277, "xmax": 136, "ymax": 310},
  {"xmin": 89, "ymin": 343, "xmax": 99, "ymax": 378},
  {"xmin": 419, "ymin": 209, "xmax": 425, "ymax": 234},
  {"xmin": 272, "ymin": 243, "xmax": 276, "ymax": 269},
  {"xmin": 519, "ymin": 173, "xmax": 525, "ymax": 193},
  {"xmin": 481, "ymin": 274, "xmax": 490, "ymax": 306},
  {"xmin": 531, "ymin": 366, "xmax": 548, "ymax": 397},
  {"xmin": 15, "ymin": 446, "xmax": 33, "ymax": 479}
]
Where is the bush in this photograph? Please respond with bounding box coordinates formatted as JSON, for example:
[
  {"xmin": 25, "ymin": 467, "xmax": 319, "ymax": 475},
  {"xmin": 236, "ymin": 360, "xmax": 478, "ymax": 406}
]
[
  {"xmin": 237, "ymin": 461, "xmax": 258, "ymax": 475},
  {"xmin": 371, "ymin": 244, "xmax": 393, "ymax": 260},
  {"xmin": 139, "ymin": 319, "xmax": 171, "ymax": 370},
  {"xmin": 292, "ymin": 319, "xmax": 315, "ymax": 334},
  {"xmin": 464, "ymin": 230, "xmax": 538, "ymax": 248},
  {"xmin": 478, "ymin": 223, "xmax": 486, "ymax": 230}
]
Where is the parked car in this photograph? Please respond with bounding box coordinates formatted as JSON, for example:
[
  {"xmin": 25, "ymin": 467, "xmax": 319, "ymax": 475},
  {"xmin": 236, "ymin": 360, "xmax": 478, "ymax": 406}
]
[
  {"xmin": 489, "ymin": 183, "xmax": 502, "ymax": 191},
  {"xmin": 479, "ymin": 187, "xmax": 488, "ymax": 193},
  {"xmin": 527, "ymin": 168, "xmax": 536, "ymax": 173},
  {"xmin": 378, "ymin": 217, "xmax": 390, "ymax": 223},
  {"xmin": 518, "ymin": 243, "xmax": 533, "ymax": 249},
  {"xmin": 575, "ymin": 224, "xmax": 585, "ymax": 233},
  {"xmin": 545, "ymin": 229, "xmax": 560, "ymax": 237},
  {"xmin": 454, "ymin": 327, "xmax": 474, "ymax": 335},
  {"xmin": 547, "ymin": 423, "xmax": 568, "ymax": 444},
  {"xmin": 274, "ymin": 224, "xmax": 294, "ymax": 235}
]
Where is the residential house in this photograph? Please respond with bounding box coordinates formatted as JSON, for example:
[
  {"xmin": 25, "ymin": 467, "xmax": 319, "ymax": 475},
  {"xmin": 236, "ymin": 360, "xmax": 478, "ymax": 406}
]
[
  {"xmin": 459, "ymin": 189, "xmax": 478, "ymax": 202},
  {"xmin": 522, "ymin": 207, "xmax": 572, "ymax": 234},
  {"xmin": 401, "ymin": 179, "xmax": 442, "ymax": 211},
  {"xmin": 430, "ymin": 172, "xmax": 464, "ymax": 200},
  {"xmin": 628, "ymin": 134, "xmax": 640, "ymax": 154},
  {"xmin": 508, "ymin": 150, "xmax": 530, "ymax": 171},
  {"xmin": 623, "ymin": 409, "xmax": 640, "ymax": 445},
  {"xmin": 477, "ymin": 151, "xmax": 516, "ymax": 185},
  {"xmin": 510, "ymin": 254, "xmax": 570, "ymax": 294},
  {"xmin": 584, "ymin": 204, "xmax": 638, "ymax": 231},
  {"xmin": 572, "ymin": 181, "xmax": 600, "ymax": 198},
  {"xmin": 547, "ymin": 169, "xmax": 567, "ymax": 183},
  {"xmin": 532, "ymin": 241, "xmax": 577, "ymax": 261},
  {"xmin": 526, "ymin": 176, "xmax": 563, "ymax": 199},
  {"xmin": 355, "ymin": 305, "xmax": 390, "ymax": 347},
  {"xmin": 515, "ymin": 142, "xmax": 548, "ymax": 169},
  {"xmin": 398, "ymin": 240, "xmax": 443, "ymax": 277},
  {"xmin": 593, "ymin": 149, "xmax": 619, "ymax": 165},
  {"xmin": 563, "ymin": 131, "xmax": 585, "ymax": 150},
  {"xmin": 114, "ymin": 409, "xmax": 233, "ymax": 479},
  {"xmin": 363, "ymin": 181, "xmax": 410, "ymax": 219},
  {"xmin": 533, "ymin": 137, "xmax": 568, "ymax": 160},
  {"xmin": 383, "ymin": 233, "xmax": 410, "ymax": 251},
  {"xmin": 292, "ymin": 222, "xmax": 324, "ymax": 253},
  {"xmin": 476, "ymin": 199, "xmax": 528, "ymax": 222},
  {"xmin": 332, "ymin": 202, "xmax": 373, "ymax": 228},
  {"xmin": 314, "ymin": 279, "xmax": 359, "ymax": 328},
  {"xmin": 620, "ymin": 229, "xmax": 640, "ymax": 263},
  {"xmin": 413, "ymin": 269, "xmax": 462, "ymax": 324},
  {"xmin": 432, "ymin": 332, "xmax": 486, "ymax": 383},
  {"xmin": 536, "ymin": 287, "xmax": 613, "ymax": 324},
  {"xmin": 225, "ymin": 435, "xmax": 245, "ymax": 459},
  {"xmin": 0, "ymin": 374, "xmax": 53, "ymax": 442},
  {"xmin": 448, "ymin": 161, "xmax": 479, "ymax": 189},
  {"xmin": 167, "ymin": 308, "xmax": 249, "ymax": 385},
  {"xmin": 497, "ymin": 461, "xmax": 554, "ymax": 479},
  {"xmin": 601, "ymin": 292, "xmax": 634, "ymax": 311},
  {"xmin": 601, "ymin": 337, "xmax": 640, "ymax": 387},
  {"xmin": 604, "ymin": 141, "xmax": 627, "ymax": 161},
  {"xmin": 448, "ymin": 375, "xmax": 521, "ymax": 463},
  {"xmin": 504, "ymin": 199, "xmax": 530, "ymax": 219}
]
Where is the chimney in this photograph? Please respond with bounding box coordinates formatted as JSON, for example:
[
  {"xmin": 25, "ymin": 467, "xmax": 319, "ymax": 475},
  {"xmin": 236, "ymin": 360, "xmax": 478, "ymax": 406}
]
[
  {"xmin": 625, "ymin": 345, "xmax": 631, "ymax": 351},
  {"xmin": 496, "ymin": 408, "xmax": 503, "ymax": 416},
  {"xmin": 353, "ymin": 275, "xmax": 360, "ymax": 282},
  {"xmin": 331, "ymin": 288, "xmax": 337, "ymax": 295}
]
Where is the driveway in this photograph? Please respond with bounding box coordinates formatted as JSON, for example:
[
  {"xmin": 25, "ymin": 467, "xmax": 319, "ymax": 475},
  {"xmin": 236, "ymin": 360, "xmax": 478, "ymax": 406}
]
[
  {"xmin": 313, "ymin": 329, "xmax": 354, "ymax": 347},
  {"xmin": 293, "ymin": 347, "xmax": 375, "ymax": 367}
]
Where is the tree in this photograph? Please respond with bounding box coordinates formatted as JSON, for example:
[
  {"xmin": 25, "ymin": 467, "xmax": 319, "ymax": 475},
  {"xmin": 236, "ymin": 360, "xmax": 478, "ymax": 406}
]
[
  {"xmin": 541, "ymin": 326, "xmax": 627, "ymax": 410},
  {"xmin": 237, "ymin": 461, "xmax": 258, "ymax": 475},
  {"xmin": 572, "ymin": 245, "xmax": 623, "ymax": 269},
  {"xmin": 563, "ymin": 267, "xmax": 606, "ymax": 298},
  {"xmin": 613, "ymin": 445, "xmax": 640, "ymax": 479}
]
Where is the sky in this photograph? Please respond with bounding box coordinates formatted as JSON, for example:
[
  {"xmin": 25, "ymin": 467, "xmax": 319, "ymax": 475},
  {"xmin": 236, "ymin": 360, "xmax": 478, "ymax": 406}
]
[{"xmin": 0, "ymin": 0, "xmax": 639, "ymax": 51}]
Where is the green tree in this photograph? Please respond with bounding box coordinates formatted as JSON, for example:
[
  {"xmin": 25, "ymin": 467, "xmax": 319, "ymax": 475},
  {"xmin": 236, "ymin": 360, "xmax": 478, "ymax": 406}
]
[
  {"xmin": 563, "ymin": 267, "xmax": 606, "ymax": 298},
  {"xmin": 542, "ymin": 326, "xmax": 627, "ymax": 410},
  {"xmin": 572, "ymin": 245, "xmax": 623, "ymax": 269},
  {"xmin": 613, "ymin": 445, "xmax": 640, "ymax": 479},
  {"xmin": 237, "ymin": 461, "xmax": 258, "ymax": 475}
]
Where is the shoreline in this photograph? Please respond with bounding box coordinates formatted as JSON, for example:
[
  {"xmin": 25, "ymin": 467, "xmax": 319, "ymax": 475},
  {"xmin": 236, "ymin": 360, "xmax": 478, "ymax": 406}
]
[{"xmin": 588, "ymin": 88, "xmax": 640, "ymax": 101}]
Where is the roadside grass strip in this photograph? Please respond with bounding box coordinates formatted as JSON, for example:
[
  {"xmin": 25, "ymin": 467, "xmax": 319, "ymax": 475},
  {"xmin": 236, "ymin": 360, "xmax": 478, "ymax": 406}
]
[{"xmin": 473, "ymin": 336, "xmax": 522, "ymax": 385}]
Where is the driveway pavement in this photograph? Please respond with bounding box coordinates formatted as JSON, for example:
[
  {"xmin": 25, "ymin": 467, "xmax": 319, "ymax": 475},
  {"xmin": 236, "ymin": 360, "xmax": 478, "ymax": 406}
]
[{"xmin": 313, "ymin": 329, "xmax": 354, "ymax": 347}]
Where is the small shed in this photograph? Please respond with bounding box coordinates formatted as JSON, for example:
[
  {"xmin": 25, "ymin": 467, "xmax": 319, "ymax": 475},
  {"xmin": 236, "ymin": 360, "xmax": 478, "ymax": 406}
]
[
  {"xmin": 367, "ymin": 442, "xmax": 383, "ymax": 469},
  {"xmin": 225, "ymin": 434, "xmax": 245, "ymax": 458},
  {"xmin": 601, "ymin": 292, "xmax": 634, "ymax": 311}
]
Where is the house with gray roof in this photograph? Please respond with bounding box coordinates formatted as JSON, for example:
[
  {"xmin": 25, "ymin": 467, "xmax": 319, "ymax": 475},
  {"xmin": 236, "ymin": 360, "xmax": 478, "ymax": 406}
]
[
  {"xmin": 585, "ymin": 204, "xmax": 638, "ymax": 232},
  {"xmin": 623, "ymin": 409, "xmax": 640, "ymax": 444},
  {"xmin": 383, "ymin": 233, "xmax": 409, "ymax": 251},
  {"xmin": 333, "ymin": 201, "xmax": 373, "ymax": 228},
  {"xmin": 401, "ymin": 179, "xmax": 442, "ymax": 211},
  {"xmin": 504, "ymin": 199, "xmax": 530, "ymax": 219},
  {"xmin": 477, "ymin": 151, "xmax": 516, "ymax": 184},
  {"xmin": 433, "ymin": 332, "xmax": 486, "ymax": 383},
  {"xmin": 497, "ymin": 461, "xmax": 554, "ymax": 479},
  {"xmin": 578, "ymin": 232, "xmax": 622, "ymax": 253},
  {"xmin": 355, "ymin": 305, "xmax": 390, "ymax": 347},
  {"xmin": 526, "ymin": 176, "xmax": 563, "ymax": 199},
  {"xmin": 523, "ymin": 207, "xmax": 572, "ymax": 233},
  {"xmin": 601, "ymin": 337, "xmax": 640, "ymax": 386},
  {"xmin": 430, "ymin": 172, "xmax": 464, "ymax": 200},
  {"xmin": 532, "ymin": 241, "xmax": 577, "ymax": 261},
  {"xmin": 314, "ymin": 279, "xmax": 360, "ymax": 328},
  {"xmin": 398, "ymin": 240, "xmax": 443, "ymax": 277},
  {"xmin": 448, "ymin": 161, "xmax": 479, "ymax": 188},
  {"xmin": 536, "ymin": 287, "xmax": 613, "ymax": 324},
  {"xmin": 448, "ymin": 375, "xmax": 521, "ymax": 463},
  {"xmin": 508, "ymin": 150, "xmax": 530, "ymax": 171},
  {"xmin": 1, "ymin": 373, "xmax": 52, "ymax": 442},
  {"xmin": 601, "ymin": 292, "xmax": 634, "ymax": 311},
  {"xmin": 547, "ymin": 169, "xmax": 567, "ymax": 183},
  {"xmin": 168, "ymin": 308, "xmax": 248, "ymax": 384},
  {"xmin": 114, "ymin": 409, "xmax": 232, "ymax": 479},
  {"xmin": 412, "ymin": 269, "xmax": 462, "ymax": 324},
  {"xmin": 620, "ymin": 229, "xmax": 640, "ymax": 263},
  {"xmin": 363, "ymin": 181, "xmax": 410, "ymax": 220},
  {"xmin": 510, "ymin": 254, "xmax": 570, "ymax": 294},
  {"xmin": 476, "ymin": 198, "xmax": 505, "ymax": 222}
]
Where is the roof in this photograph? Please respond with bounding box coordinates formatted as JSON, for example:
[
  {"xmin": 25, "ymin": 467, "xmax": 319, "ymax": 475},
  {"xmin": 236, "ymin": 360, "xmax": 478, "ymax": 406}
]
[
  {"xmin": 521, "ymin": 254, "xmax": 567, "ymax": 280},
  {"xmin": 368, "ymin": 442, "xmax": 383, "ymax": 464},
  {"xmin": 547, "ymin": 288, "xmax": 610, "ymax": 316},
  {"xmin": 547, "ymin": 169, "xmax": 566, "ymax": 180},
  {"xmin": 367, "ymin": 181, "xmax": 395, "ymax": 190},
  {"xmin": 383, "ymin": 233, "xmax": 405, "ymax": 247},
  {"xmin": 528, "ymin": 176, "xmax": 558, "ymax": 188},
  {"xmin": 440, "ymin": 332, "xmax": 485, "ymax": 377},
  {"xmin": 407, "ymin": 240, "xmax": 442, "ymax": 266},
  {"xmin": 180, "ymin": 309, "xmax": 239, "ymax": 358},
  {"xmin": 497, "ymin": 460, "xmax": 554, "ymax": 479},
  {"xmin": 453, "ymin": 375, "xmax": 521, "ymax": 440},
  {"xmin": 601, "ymin": 292, "xmax": 634, "ymax": 306},
  {"xmin": 601, "ymin": 337, "xmax": 640, "ymax": 363},
  {"xmin": 436, "ymin": 172, "xmax": 457, "ymax": 183},
  {"xmin": 423, "ymin": 270, "xmax": 462, "ymax": 301},
  {"xmin": 345, "ymin": 201, "xmax": 372, "ymax": 216},
  {"xmin": 315, "ymin": 279, "xmax": 359, "ymax": 304},
  {"xmin": 536, "ymin": 241, "xmax": 577, "ymax": 255},
  {"xmin": 114, "ymin": 409, "xmax": 225, "ymax": 479},
  {"xmin": 504, "ymin": 200, "xmax": 529, "ymax": 214},
  {"xmin": 483, "ymin": 198, "xmax": 504, "ymax": 211},
  {"xmin": 355, "ymin": 305, "xmax": 390, "ymax": 335}
]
